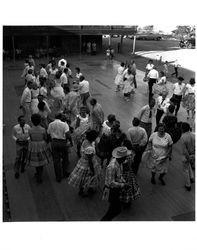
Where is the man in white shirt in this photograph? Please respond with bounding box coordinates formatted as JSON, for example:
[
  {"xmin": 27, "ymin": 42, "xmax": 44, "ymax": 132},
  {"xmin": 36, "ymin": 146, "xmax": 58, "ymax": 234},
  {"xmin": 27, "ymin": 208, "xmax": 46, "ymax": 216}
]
[
  {"xmin": 47, "ymin": 113, "xmax": 71, "ymax": 182},
  {"xmin": 171, "ymin": 76, "xmax": 185, "ymax": 116},
  {"xmin": 20, "ymin": 81, "xmax": 32, "ymax": 122},
  {"xmin": 127, "ymin": 117, "xmax": 148, "ymax": 175},
  {"xmin": 12, "ymin": 115, "xmax": 31, "ymax": 179},
  {"xmin": 147, "ymin": 66, "xmax": 159, "ymax": 101},
  {"xmin": 79, "ymin": 75, "xmax": 90, "ymax": 106},
  {"xmin": 155, "ymin": 91, "xmax": 170, "ymax": 125}
]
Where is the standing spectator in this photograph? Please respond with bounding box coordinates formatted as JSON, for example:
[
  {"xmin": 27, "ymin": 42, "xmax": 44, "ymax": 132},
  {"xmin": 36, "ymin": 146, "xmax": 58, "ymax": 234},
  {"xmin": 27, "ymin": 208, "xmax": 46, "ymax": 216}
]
[
  {"xmin": 170, "ymin": 76, "xmax": 185, "ymax": 116},
  {"xmin": 47, "ymin": 113, "xmax": 71, "ymax": 182},
  {"xmin": 147, "ymin": 66, "xmax": 159, "ymax": 101},
  {"xmin": 114, "ymin": 62, "xmax": 125, "ymax": 92},
  {"xmin": 12, "ymin": 116, "xmax": 30, "ymax": 179},
  {"xmin": 110, "ymin": 48, "xmax": 114, "ymax": 60},
  {"xmin": 145, "ymin": 123, "xmax": 173, "ymax": 185},
  {"xmin": 89, "ymin": 98, "xmax": 104, "ymax": 133},
  {"xmin": 92, "ymin": 42, "xmax": 97, "ymax": 55},
  {"xmin": 171, "ymin": 59, "xmax": 181, "ymax": 78},
  {"xmin": 130, "ymin": 60, "xmax": 137, "ymax": 88},
  {"xmin": 127, "ymin": 117, "xmax": 148, "ymax": 175},
  {"xmin": 78, "ymin": 75, "xmax": 90, "ymax": 106},
  {"xmin": 155, "ymin": 91, "xmax": 170, "ymax": 126},
  {"xmin": 68, "ymin": 130, "xmax": 101, "ymax": 196},
  {"xmin": 101, "ymin": 146, "xmax": 131, "ymax": 221},
  {"xmin": 87, "ymin": 42, "xmax": 92, "ymax": 54},
  {"xmin": 137, "ymin": 98, "xmax": 156, "ymax": 138},
  {"xmin": 20, "ymin": 81, "xmax": 32, "ymax": 122},
  {"xmin": 180, "ymin": 122, "xmax": 195, "ymax": 191},
  {"xmin": 106, "ymin": 47, "xmax": 111, "ymax": 61},
  {"xmin": 182, "ymin": 78, "xmax": 195, "ymax": 119},
  {"xmin": 26, "ymin": 114, "xmax": 52, "ymax": 184}
]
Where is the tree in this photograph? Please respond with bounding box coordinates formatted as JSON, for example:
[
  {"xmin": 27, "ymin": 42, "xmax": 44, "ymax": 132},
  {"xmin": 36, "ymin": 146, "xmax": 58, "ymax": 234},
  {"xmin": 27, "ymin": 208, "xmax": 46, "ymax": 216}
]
[{"xmin": 173, "ymin": 26, "xmax": 195, "ymax": 39}]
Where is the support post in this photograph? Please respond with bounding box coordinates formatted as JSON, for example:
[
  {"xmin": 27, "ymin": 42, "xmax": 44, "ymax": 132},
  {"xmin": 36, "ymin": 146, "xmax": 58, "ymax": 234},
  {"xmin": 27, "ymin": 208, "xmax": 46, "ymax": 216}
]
[
  {"xmin": 132, "ymin": 35, "xmax": 136, "ymax": 54},
  {"xmin": 12, "ymin": 35, "xmax": 15, "ymax": 64},
  {"xmin": 46, "ymin": 35, "xmax": 49, "ymax": 60},
  {"xmin": 120, "ymin": 35, "xmax": 123, "ymax": 53},
  {"xmin": 79, "ymin": 34, "xmax": 82, "ymax": 61}
]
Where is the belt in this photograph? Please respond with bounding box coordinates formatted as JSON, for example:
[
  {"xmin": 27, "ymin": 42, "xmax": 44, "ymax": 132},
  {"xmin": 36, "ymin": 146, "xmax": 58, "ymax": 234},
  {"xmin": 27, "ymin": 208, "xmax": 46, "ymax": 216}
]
[{"xmin": 52, "ymin": 138, "xmax": 66, "ymax": 141}]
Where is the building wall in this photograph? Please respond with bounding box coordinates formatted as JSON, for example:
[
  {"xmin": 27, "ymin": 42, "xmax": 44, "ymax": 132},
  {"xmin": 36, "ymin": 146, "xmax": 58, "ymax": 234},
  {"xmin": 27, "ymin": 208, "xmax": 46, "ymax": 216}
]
[{"xmin": 3, "ymin": 34, "xmax": 103, "ymax": 58}]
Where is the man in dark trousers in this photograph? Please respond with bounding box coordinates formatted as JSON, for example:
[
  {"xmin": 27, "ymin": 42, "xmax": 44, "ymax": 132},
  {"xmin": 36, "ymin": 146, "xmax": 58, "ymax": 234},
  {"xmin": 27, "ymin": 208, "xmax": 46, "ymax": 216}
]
[{"xmin": 47, "ymin": 113, "xmax": 72, "ymax": 182}]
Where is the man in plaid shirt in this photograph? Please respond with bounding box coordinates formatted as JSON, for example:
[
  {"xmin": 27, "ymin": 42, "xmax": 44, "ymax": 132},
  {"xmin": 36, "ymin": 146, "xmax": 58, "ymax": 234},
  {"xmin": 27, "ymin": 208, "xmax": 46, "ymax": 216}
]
[{"xmin": 101, "ymin": 147, "xmax": 131, "ymax": 221}]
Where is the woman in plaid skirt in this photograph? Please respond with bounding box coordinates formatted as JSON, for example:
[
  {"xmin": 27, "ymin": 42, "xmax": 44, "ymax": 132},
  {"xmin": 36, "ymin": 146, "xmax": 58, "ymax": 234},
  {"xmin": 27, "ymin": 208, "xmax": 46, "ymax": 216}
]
[
  {"xmin": 68, "ymin": 130, "xmax": 101, "ymax": 196},
  {"xmin": 26, "ymin": 114, "xmax": 52, "ymax": 184}
]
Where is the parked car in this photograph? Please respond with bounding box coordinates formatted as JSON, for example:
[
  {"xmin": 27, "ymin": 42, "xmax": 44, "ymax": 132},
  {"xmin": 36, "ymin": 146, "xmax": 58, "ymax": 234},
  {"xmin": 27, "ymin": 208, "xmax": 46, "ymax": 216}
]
[{"xmin": 137, "ymin": 33, "xmax": 162, "ymax": 40}]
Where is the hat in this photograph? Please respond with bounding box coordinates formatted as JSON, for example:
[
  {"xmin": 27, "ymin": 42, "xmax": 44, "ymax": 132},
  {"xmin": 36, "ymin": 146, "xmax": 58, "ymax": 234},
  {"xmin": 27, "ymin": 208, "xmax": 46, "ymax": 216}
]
[
  {"xmin": 72, "ymin": 83, "xmax": 79, "ymax": 91},
  {"xmin": 178, "ymin": 76, "xmax": 184, "ymax": 81},
  {"xmin": 112, "ymin": 146, "xmax": 131, "ymax": 158}
]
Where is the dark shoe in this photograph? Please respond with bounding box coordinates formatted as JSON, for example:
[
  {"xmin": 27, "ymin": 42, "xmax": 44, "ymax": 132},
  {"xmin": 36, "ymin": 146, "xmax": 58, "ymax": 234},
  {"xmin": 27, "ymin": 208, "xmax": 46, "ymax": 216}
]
[
  {"xmin": 15, "ymin": 172, "xmax": 19, "ymax": 179},
  {"xmin": 56, "ymin": 178, "xmax": 61, "ymax": 183},
  {"xmin": 151, "ymin": 177, "xmax": 156, "ymax": 184},
  {"xmin": 159, "ymin": 176, "xmax": 166, "ymax": 186},
  {"xmin": 190, "ymin": 178, "xmax": 195, "ymax": 184},
  {"xmin": 185, "ymin": 185, "xmax": 191, "ymax": 191}
]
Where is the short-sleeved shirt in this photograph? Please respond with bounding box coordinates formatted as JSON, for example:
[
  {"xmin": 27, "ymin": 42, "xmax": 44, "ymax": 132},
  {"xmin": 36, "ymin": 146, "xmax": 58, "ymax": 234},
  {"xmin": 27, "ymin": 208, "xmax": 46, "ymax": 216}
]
[
  {"xmin": 147, "ymin": 69, "xmax": 159, "ymax": 79},
  {"xmin": 79, "ymin": 80, "xmax": 89, "ymax": 94},
  {"xmin": 137, "ymin": 105, "xmax": 155, "ymax": 123},
  {"xmin": 173, "ymin": 82, "xmax": 185, "ymax": 95},
  {"xmin": 47, "ymin": 119, "xmax": 69, "ymax": 140}
]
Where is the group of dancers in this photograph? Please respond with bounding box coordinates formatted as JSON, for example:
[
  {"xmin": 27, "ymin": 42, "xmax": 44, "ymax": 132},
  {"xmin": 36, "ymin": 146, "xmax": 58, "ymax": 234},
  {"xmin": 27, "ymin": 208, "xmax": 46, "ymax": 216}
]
[{"xmin": 11, "ymin": 54, "xmax": 195, "ymax": 220}]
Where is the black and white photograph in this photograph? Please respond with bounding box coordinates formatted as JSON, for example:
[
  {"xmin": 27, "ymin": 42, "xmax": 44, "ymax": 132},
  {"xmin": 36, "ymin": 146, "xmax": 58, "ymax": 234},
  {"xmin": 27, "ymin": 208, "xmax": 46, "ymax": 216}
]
[{"xmin": 1, "ymin": 1, "xmax": 196, "ymax": 250}]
